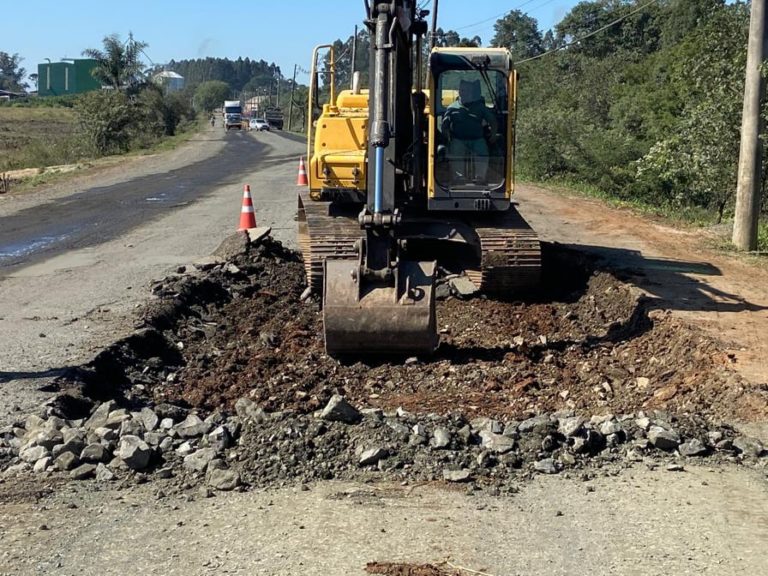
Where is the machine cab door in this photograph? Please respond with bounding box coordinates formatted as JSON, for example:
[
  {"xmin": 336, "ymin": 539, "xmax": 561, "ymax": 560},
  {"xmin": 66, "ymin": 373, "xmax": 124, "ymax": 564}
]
[{"xmin": 427, "ymin": 48, "xmax": 516, "ymax": 212}]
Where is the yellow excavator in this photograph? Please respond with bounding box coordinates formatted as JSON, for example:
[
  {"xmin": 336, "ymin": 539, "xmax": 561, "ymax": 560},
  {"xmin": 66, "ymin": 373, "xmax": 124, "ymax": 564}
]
[{"xmin": 298, "ymin": 0, "xmax": 540, "ymax": 355}]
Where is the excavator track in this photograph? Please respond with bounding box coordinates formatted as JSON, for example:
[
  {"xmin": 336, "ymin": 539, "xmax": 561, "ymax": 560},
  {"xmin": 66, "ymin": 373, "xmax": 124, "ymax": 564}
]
[
  {"xmin": 298, "ymin": 191, "xmax": 360, "ymax": 294},
  {"xmin": 298, "ymin": 191, "xmax": 541, "ymax": 296},
  {"xmin": 466, "ymin": 206, "xmax": 541, "ymax": 294}
]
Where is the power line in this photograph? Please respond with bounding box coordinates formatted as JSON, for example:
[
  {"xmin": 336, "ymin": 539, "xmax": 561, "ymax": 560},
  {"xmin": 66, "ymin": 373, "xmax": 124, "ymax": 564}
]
[
  {"xmin": 516, "ymin": 0, "xmax": 660, "ymax": 64},
  {"xmin": 454, "ymin": 1, "xmax": 534, "ymax": 32},
  {"xmin": 453, "ymin": 0, "xmax": 541, "ymax": 32}
]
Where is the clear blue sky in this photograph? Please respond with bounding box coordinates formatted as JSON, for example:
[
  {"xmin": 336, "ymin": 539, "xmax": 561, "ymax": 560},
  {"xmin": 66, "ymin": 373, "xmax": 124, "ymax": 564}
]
[{"xmin": 5, "ymin": 0, "xmax": 578, "ymax": 85}]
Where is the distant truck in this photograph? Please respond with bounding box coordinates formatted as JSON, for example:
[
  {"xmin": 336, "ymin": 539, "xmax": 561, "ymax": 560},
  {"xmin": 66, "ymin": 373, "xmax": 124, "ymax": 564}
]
[
  {"xmin": 264, "ymin": 106, "xmax": 284, "ymax": 130},
  {"xmin": 223, "ymin": 100, "xmax": 243, "ymax": 130}
]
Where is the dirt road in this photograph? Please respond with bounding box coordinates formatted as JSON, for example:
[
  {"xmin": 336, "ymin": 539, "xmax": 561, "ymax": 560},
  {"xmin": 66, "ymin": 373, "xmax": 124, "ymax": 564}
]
[
  {"xmin": 2, "ymin": 467, "xmax": 767, "ymax": 576},
  {"xmin": 1, "ymin": 127, "xmax": 767, "ymax": 575},
  {"xmin": 517, "ymin": 184, "xmax": 768, "ymax": 385}
]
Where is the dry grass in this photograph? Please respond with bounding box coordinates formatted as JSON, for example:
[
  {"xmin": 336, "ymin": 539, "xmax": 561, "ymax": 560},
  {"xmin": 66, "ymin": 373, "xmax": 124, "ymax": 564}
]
[{"xmin": 0, "ymin": 107, "xmax": 80, "ymax": 172}]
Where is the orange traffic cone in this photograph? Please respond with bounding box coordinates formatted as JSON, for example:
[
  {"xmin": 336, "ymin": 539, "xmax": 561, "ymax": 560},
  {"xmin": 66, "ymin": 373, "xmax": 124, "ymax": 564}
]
[
  {"xmin": 297, "ymin": 156, "xmax": 308, "ymax": 186},
  {"xmin": 238, "ymin": 184, "xmax": 257, "ymax": 231}
]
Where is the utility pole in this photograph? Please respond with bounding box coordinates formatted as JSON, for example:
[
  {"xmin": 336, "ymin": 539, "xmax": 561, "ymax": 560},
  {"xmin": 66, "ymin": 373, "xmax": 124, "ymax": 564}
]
[
  {"xmin": 351, "ymin": 25, "xmax": 358, "ymax": 89},
  {"xmin": 276, "ymin": 72, "xmax": 281, "ymax": 108},
  {"xmin": 288, "ymin": 64, "xmax": 297, "ymax": 132},
  {"xmin": 733, "ymin": 0, "xmax": 768, "ymax": 250}
]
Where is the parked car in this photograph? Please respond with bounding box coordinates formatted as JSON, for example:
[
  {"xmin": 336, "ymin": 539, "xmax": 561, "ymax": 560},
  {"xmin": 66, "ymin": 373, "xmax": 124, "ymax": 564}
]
[{"xmin": 249, "ymin": 118, "xmax": 270, "ymax": 131}]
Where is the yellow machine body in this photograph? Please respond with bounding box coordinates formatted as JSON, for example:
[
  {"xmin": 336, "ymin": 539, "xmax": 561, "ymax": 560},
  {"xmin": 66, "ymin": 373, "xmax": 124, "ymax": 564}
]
[{"xmin": 300, "ymin": 38, "xmax": 539, "ymax": 356}]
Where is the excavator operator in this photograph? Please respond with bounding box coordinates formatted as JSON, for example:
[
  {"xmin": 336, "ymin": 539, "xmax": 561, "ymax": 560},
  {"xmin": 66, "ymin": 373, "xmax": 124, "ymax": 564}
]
[{"xmin": 441, "ymin": 79, "xmax": 498, "ymax": 182}]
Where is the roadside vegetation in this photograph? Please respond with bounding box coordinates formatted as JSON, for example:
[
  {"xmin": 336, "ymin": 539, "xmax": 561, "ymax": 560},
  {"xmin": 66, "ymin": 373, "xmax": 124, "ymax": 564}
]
[
  {"xmin": 0, "ymin": 37, "xmax": 197, "ymax": 178},
  {"xmin": 324, "ymin": 0, "xmax": 766, "ymax": 251},
  {"xmin": 505, "ymin": 0, "xmax": 766, "ymax": 250}
]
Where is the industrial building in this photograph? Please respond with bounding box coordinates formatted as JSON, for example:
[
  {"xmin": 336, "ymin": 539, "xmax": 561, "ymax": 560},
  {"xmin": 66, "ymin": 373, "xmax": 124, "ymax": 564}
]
[
  {"xmin": 37, "ymin": 59, "xmax": 101, "ymax": 97},
  {"xmin": 152, "ymin": 70, "xmax": 185, "ymax": 92}
]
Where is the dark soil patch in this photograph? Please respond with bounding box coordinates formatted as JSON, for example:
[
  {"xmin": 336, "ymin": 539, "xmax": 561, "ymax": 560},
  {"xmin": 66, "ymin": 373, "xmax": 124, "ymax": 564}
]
[
  {"xmin": 366, "ymin": 562, "xmax": 460, "ymax": 576},
  {"xmin": 55, "ymin": 234, "xmax": 768, "ymax": 425},
  {"xmin": 140, "ymin": 239, "xmax": 765, "ymax": 424}
]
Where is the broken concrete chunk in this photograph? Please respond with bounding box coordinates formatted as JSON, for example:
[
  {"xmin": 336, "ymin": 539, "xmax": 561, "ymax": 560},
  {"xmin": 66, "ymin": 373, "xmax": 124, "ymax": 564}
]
[
  {"xmin": 138, "ymin": 407, "xmax": 159, "ymax": 432},
  {"xmin": 54, "ymin": 451, "xmax": 80, "ymax": 471},
  {"xmin": 479, "ymin": 430, "xmax": 516, "ymax": 454},
  {"xmin": 183, "ymin": 448, "xmax": 217, "ymax": 473},
  {"xmin": 449, "ymin": 276, "xmax": 478, "ymax": 298},
  {"xmin": 359, "ymin": 447, "xmax": 389, "ymax": 466},
  {"xmin": 733, "ymin": 436, "xmax": 765, "ymax": 458},
  {"xmin": 443, "ymin": 469, "xmax": 473, "ymax": 483},
  {"xmin": 119, "ymin": 419, "xmax": 144, "ymax": 438},
  {"xmin": 234, "ymin": 397, "xmax": 267, "ymax": 424},
  {"xmin": 206, "ymin": 468, "xmax": 241, "ymax": 491},
  {"xmin": 20, "ymin": 445, "xmax": 50, "ymax": 463},
  {"xmin": 84, "ymin": 401, "xmax": 118, "ymax": 431},
  {"xmin": 80, "ymin": 443, "xmax": 109, "ymax": 463},
  {"xmin": 431, "ymin": 427, "xmax": 452, "ymax": 449},
  {"xmin": 320, "ymin": 395, "xmax": 361, "ymax": 424},
  {"xmin": 533, "ymin": 458, "xmax": 560, "ymax": 474},
  {"xmin": 679, "ymin": 439, "xmax": 708, "ymax": 457},
  {"xmin": 207, "ymin": 426, "xmax": 232, "ymax": 453},
  {"xmin": 33, "ymin": 456, "xmax": 52, "ymax": 473},
  {"xmin": 647, "ymin": 426, "xmax": 681, "ymax": 451},
  {"xmin": 558, "ymin": 416, "xmax": 584, "ymax": 438},
  {"xmin": 117, "ymin": 435, "xmax": 152, "ymax": 470},
  {"xmin": 95, "ymin": 463, "xmax": 116, "ymax": 482},
  {"xmin": 175, "ymin": 414, "xmax": 212, "ymax": 438},
  {"xmin": 70, "ymin": 463, "xmax": 97, "ymax": 480}
]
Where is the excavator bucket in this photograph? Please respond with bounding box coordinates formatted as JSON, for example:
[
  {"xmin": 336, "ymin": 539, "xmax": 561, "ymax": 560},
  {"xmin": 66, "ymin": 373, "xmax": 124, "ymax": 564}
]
[{"xmin": 323, "ymin": 259, "xmax": 438, "ymax": 355}]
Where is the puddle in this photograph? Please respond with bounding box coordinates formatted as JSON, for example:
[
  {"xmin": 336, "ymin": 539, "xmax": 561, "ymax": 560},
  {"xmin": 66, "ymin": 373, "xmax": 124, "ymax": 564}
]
[{"xmin": 0, "ymin": 234, "xmax": 71, "ymax": 265}]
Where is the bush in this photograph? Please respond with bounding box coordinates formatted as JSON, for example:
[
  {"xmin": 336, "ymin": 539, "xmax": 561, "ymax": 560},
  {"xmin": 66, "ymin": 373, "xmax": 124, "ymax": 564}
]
[
  {"xmin": 72, "ymin": 88, "xmax": 197, "ymax": 157},
  {"xmin": 74, "ymin": 91, "xmax": 138, "ymax": 156}
]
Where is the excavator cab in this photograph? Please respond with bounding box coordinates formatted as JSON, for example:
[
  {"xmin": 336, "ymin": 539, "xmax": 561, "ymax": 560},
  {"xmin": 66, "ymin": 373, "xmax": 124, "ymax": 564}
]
[{"xmin": 428, "ymin": 48, "xmax": 516, "ymax": 211}]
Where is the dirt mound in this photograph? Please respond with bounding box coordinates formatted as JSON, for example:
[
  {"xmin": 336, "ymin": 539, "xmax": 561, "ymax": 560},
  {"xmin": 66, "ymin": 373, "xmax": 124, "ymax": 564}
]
[
  {"xmin": 4, "ymin": 232, "xmax": 766, "ymax": 490},
  {"xmin": 366, "ymin": 562, "xmax": 459, "ymax": 576},
  {"xmin": 133, "ymin": 237, "xmax": 765, "ymax": 424}
]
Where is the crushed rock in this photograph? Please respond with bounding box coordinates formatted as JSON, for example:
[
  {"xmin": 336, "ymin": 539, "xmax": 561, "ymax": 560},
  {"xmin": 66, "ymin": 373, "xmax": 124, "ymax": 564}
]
[{"xmin": 1, "ymin": 234, "xmax": 766, "ymax": 493}]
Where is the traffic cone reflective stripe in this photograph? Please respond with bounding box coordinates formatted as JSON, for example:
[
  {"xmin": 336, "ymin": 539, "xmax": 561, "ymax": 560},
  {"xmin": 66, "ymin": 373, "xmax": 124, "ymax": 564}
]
[
  {"xmin": 238, "ymin": 184, "xmax": 257, "ymax": 230},
  {"xmin": 297, "ymin": 156, "xmax": 308, "ymax": 186}
]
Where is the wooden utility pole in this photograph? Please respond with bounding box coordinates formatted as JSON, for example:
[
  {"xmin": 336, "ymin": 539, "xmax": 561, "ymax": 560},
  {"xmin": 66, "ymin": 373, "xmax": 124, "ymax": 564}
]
[
  {"xmin": 351, "ymin": 25, "xmax": 358, "ymax": 89},
  {"xmin": 733, "ymin": 0, "xmax": 768, "ymax": 250},
  {"xmin": 288, "ymin": 64, "xmax": 297, "ymax": 132}
]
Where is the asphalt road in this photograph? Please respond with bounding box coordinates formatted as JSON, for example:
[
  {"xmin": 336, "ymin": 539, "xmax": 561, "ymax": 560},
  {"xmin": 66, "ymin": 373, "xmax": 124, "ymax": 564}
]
[
  {"xmin": 1, "ymin": 126, "xmax": 767, "ymax": 576},
  {"xmin": 0, "ymin": 131, "xmax": 271, "ymax": 269},
  {"xmin": 0, "ymin": 127, "xmax": 305, "ymax": 422}
]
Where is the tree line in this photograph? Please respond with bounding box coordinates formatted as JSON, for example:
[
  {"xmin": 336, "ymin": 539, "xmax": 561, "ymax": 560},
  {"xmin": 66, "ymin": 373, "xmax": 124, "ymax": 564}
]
[
  {"xmin": 321, "ymin": 0, "xmax": 763, "ymax": 239},
  {"xmin": 506, "ymin": 0, "xmax": 755, "ymax": 226}
]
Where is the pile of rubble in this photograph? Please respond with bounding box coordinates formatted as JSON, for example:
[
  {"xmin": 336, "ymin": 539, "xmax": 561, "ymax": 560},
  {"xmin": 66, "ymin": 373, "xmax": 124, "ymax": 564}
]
[
  {"xmin": 1, "ymin": 231, "xmax": 766, "ymax": 492},
  {"xmin": 2, "ymin": 390, "xmax": 765, "ymax": 492}
]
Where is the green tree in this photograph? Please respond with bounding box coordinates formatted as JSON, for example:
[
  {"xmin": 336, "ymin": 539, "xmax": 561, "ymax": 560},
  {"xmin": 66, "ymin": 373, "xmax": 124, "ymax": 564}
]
[
  {"xmin": 74, "ymin": 90, "xmax": 137, "ymax": 155},
  {"xmin": 491, "ymin": 10, "xmax": 543, "ymax": 60},
  {"xmin": 194, "ymin": 80, "xmax": 231, "ymax": 112},
  {"xmin": 633, "ymin": 2, "xmax": 749, "ymax": 218},
  {"xmin": 0, "ymin": 52, "xmax": 28, "ymax": 92},
  {"xmin": 82, "ymin": 33, "xmax": 148, "ymax": 92}
]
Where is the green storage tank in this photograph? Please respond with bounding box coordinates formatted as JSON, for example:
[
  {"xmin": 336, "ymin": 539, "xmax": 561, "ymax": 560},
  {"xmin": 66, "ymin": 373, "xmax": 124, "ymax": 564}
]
[{"xmin": 37, "ymin": 59, "xmax": 102, "ymax": 96}]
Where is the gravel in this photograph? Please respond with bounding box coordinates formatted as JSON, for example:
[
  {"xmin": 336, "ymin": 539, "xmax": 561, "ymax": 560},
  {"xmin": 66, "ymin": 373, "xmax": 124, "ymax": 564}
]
[{"xmin": 2, "ymin": 232, "xmax": 765, "ymax": 494}]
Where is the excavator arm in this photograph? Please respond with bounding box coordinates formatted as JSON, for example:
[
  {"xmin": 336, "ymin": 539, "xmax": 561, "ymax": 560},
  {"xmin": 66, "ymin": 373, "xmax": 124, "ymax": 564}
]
[{"xmin": 323, "ymin": 1, "xmax": 438, "ymax": 355}]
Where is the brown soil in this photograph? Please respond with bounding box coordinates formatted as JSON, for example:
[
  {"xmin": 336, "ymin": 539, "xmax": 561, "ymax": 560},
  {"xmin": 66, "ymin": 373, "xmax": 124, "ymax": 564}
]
[
  {"xmin": 366, "ymin": 562, "xmax": 460, "ymax": 576},
  {"xmin": 140, "ymin": 238, "xmax": 767, "ymax": 424}
]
